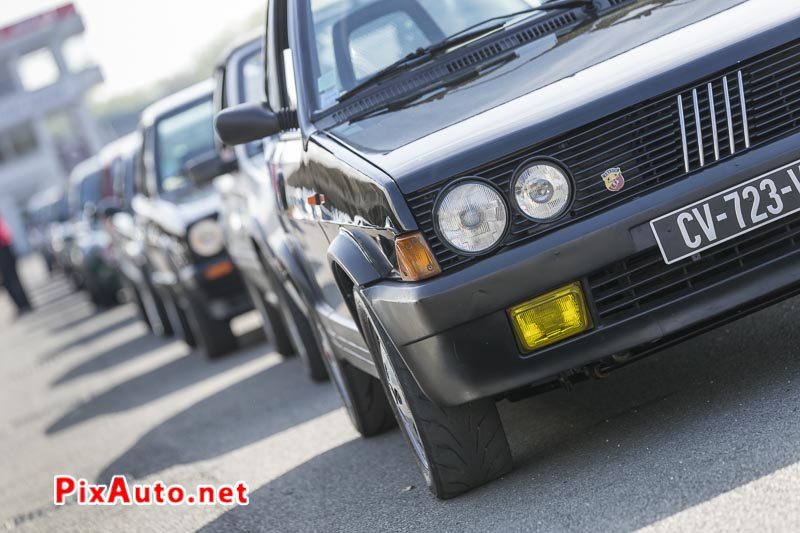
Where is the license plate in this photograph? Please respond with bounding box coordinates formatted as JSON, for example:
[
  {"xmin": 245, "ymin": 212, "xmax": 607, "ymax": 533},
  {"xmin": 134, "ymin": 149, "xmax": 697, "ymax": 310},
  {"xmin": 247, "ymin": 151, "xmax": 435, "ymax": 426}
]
[{"xmin": 650, "ymin": 160, "xmax": 800, "ymax": 264}]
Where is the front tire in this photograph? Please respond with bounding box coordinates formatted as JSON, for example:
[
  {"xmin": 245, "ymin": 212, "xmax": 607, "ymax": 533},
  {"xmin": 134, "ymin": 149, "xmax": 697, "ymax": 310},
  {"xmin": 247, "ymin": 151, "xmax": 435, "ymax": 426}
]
[
  {"xmin": 182, "ymin": 296, "xmax": 237, "ymax": 359},
  {"xmin": 273, "ymin": 284, "xmax": 328, "ymax": 382},
  {"xmin": 131, "ymin": 284, "xmax": 154, "ymax": 333},
  {"xmin": 354, "ymin": 290, "xmax": 513, "ymax": 499},
  {"xmin": 244, "ymin": 277, "xmax": 294, "ymax": 356},
  {"xmin": 139, "ymin": 281, "xmax": 174, "ymax": 337}
]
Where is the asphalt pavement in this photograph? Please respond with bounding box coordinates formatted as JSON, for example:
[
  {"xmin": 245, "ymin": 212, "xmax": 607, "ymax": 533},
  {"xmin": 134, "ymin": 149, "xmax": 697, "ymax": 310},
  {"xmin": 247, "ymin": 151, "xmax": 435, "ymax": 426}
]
[{"xmin": 1, "ymin": 257, "xmax": 799, "ymax": 533}]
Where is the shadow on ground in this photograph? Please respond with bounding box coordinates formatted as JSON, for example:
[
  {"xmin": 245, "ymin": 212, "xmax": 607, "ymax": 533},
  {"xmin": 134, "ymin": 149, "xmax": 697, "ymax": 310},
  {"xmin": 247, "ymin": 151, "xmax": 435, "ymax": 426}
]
[
  {"xmin": 96, "ymin": 356, "xmax": 340, "ymax": 484},
  {"xmin": 50, "ymin": 329, "xmax": 162, "ymax": 386},
  {"xmin": 45, "ymin": 327, "xmax": 267, "ymax": 435},
  {"xmin": 39, "ymin": 313, "xmax": 139, "ymax": 363},
  {"xmin": 200, "ymin": 298, "xmax": 800, "ymax": 533},
  {"xmin": 18, "ymin": 287, "xmax": 95, "ymax": 335}
]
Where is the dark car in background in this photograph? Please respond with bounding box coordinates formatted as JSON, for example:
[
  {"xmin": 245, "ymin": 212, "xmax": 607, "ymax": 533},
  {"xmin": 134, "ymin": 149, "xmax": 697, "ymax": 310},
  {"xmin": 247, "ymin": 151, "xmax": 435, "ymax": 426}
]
[
  {"xmin": 64, "ymin": 156, "xmax": 122, "ymax": 306},
  {"xmin": 212, "ymin": 34, "xmax": 327, "ymax": 381},
  {"xmin": 217, "ymin": 0, "xmax": 800, "ymax": 498},
  {"xmin": 131, "ymin": 80, "xmax": 252, "ymax": 358},
  {"xmin": 103, "ymin": 133, "xmax": 174, "ymax": 336}
]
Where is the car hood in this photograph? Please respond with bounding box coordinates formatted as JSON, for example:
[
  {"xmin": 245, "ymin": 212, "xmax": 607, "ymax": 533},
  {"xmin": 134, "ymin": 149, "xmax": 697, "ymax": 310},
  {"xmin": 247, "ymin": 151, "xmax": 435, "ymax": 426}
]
[{"xmin": 326, "ymin": 0, "xmax": 800, "ymax": 193}]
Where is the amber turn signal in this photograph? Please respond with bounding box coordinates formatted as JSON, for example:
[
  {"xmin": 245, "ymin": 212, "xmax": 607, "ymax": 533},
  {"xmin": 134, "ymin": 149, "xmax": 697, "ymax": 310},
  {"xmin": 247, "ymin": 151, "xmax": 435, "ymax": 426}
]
[
  {"xmin": 204, "ymin": 260, "xmax": 234, "ymax": 281},
  {"xmin": 307, "ymin": 193, "xmax": 326, "ymax": 206},
  {"xmin": 508, "ymin": 282, "xmax": 591, "ymax": 352},
  {"xmin": 395, "ymin": 232, "xmax": 442, "ymax": 281}
]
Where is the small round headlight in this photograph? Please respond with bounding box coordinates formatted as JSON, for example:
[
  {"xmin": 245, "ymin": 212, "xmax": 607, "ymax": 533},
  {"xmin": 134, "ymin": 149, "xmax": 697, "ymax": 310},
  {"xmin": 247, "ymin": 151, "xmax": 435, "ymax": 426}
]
[
  {"xmin": 513, "ymin": 161, "xmax": 572, "ymax": 221},
  {"xmin": 188, "ymin": 219, "xmax": 224, "ymax": 257},
  {"xmin": 435, "ymin": 180, "xmax": 508, "ymax": 255}
]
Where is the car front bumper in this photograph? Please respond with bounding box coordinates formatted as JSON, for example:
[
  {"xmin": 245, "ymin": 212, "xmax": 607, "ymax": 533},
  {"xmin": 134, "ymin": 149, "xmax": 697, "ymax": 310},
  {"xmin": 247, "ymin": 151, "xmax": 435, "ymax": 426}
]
[
  {"xmin": 363, "ymin": 131, "xmax": 800, "ymax": 406},
  {"xmin": 177, "ymin": 256, "xmax": 252, "ymax": 321}
]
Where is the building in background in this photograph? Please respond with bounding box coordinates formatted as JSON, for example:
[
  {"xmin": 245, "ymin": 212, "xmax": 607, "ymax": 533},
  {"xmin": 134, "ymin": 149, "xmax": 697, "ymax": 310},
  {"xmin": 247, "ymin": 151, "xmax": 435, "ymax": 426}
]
[{"xmin": 0, "ymin": 3, "xmax": 103, "ymax": 253}]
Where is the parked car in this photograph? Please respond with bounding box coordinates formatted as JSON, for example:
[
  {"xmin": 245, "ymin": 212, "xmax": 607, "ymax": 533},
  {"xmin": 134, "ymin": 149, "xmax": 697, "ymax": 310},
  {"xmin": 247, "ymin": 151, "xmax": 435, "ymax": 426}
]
[
  {"xmin": 218, "ymin": 0, "xmax": 800, "ymax": 497},
  {"xmin": 102, "ymin": 133, "xmax": 174, "ymax": 336},
  {"xmin": 212, "ymin": 34, "xmax": 328, "ymax": 381},
  {"xmin": 65, "ymin": 157, "xmax": 122, "ymax": 306},
  {"xmin": 50, "ymin": 189, "xmax": 78, "ymax": 284},
  {"xmin": 26, "ymin": 185, "xmax": 68, "ymax": 273},
  {"xmin": 131, "ymin": 80, "xmax": 252, "ymax": 358}
]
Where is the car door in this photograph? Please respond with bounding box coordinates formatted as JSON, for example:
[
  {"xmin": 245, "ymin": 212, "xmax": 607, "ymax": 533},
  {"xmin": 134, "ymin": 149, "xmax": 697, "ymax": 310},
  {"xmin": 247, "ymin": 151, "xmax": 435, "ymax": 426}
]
[
  {"xmin": 260, "ymin": 0, "xmax": 371, "ymax": 362},
  {"xmin": 270, "ymin": 54, "xmax": 363, "ymax": 348}
]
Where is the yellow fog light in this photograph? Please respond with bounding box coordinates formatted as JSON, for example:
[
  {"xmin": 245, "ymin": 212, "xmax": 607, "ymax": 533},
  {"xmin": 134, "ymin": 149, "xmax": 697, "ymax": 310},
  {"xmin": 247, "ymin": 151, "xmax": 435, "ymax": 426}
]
[{"xmin": 508, "ymin": 282, "xmax": 591, "ymax": 352}]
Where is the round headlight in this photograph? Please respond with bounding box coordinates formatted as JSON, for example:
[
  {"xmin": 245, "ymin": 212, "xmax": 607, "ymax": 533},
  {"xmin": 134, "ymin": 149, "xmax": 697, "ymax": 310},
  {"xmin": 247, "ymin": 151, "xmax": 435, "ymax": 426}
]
[
  {"xmin": 513, "ymin": 161, "xmax": 572, "ymax": 221},
  {"xmin": 435, "ymin": 180, "xmax": 508, "ymax": 255},
  {"xmin": 188, "ymin": 219, "xmax": 224, "ymax": 257}
]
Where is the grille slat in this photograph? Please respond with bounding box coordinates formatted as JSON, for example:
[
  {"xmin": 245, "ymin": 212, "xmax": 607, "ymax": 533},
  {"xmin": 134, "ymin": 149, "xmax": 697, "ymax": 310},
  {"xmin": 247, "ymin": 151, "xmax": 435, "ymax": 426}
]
[
  {"xmin": 407, "ymin": 38, "xmax": 800, "ymax": 272},
  {"xmin": 589, "ymin": 213, "xmax": 800, "ymax": 320}
]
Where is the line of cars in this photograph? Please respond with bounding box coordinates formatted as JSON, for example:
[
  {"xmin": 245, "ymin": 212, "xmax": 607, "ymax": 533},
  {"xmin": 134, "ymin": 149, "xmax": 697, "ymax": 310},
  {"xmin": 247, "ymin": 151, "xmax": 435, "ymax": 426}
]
[
  {"xmin": 27, "ymin": 152, "xmax": 122, "ymax": 306},
  {"xmin": 29, "ymin": 0, "xmax": 800, "ymax": 500}
]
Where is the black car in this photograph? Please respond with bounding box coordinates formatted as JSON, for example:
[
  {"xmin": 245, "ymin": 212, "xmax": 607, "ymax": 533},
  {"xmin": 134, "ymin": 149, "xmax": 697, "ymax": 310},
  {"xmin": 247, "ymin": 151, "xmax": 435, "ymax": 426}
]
[
  {"xmin": 132, "ymin": 80, "xmax": 251, "ymax": 358},
  {"xmin": 218, "ymin": 0, "xmax": 800, "ymax": 498},
  {"xmin": 65, "ymin": 156, "xmax": 122, "ymax": 306},
  {"xmin": 105, "ymin": 133, "xmax": 175, "ymax": 337},
  {"xmin": 213, "ymin": 35, "xmax": 328, "ymax": 380}
]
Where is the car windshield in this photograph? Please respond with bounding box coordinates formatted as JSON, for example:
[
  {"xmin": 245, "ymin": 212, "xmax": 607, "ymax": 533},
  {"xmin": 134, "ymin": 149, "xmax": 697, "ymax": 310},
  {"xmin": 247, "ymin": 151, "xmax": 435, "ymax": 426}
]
[
  {"xmin": 154, "ymin": 96, "xmax": 215, "ymax": 193},
  {"xmin": 301, "ymin": 0, "xmax": 543, "ymax": 110}
]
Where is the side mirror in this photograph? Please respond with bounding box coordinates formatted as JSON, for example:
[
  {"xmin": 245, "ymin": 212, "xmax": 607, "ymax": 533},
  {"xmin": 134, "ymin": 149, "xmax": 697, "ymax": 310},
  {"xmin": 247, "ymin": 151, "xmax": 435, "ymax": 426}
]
[
  {"xmin": 214, "ymin": 102, "xmax": 294, "ymax": 146},
  {"xmin": 185, "ymin": 152, "xmax": 239, "ymax": 186}
]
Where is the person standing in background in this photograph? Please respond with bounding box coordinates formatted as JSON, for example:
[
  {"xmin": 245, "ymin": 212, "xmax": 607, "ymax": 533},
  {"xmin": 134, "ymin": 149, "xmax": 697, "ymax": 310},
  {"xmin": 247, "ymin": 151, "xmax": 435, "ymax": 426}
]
[{"xmin": 0, "ymin": 213, "xmax": 32, "ymax": 316}]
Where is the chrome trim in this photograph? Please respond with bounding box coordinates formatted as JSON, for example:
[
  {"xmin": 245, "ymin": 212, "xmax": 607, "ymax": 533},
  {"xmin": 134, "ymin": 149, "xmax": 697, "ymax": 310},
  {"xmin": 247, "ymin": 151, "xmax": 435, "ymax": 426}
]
[
  {"xmin": 723, "ymin": 75, "xmax": 736, "ymax": 154},
  {"xmin": 738, "ymin": 70, "xmax": 751, "ymax": 148},
  {"xmin": 692, "ymin": 88, "xmax": 704, "ymax": 167},
  {"xmin": 677, "ymin": 94, "xmax": 690, "ymax": 173},
  {"xmin": 708, "ymin": 82, "xmax": 720, "ymax": 161}
]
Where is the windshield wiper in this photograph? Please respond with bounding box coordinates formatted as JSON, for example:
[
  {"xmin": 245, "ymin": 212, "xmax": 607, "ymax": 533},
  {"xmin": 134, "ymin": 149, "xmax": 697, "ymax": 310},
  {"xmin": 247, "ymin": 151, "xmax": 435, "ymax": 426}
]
[{"xmin": 336, "ymin": 0, "xmax": 594, "ymax": 104}]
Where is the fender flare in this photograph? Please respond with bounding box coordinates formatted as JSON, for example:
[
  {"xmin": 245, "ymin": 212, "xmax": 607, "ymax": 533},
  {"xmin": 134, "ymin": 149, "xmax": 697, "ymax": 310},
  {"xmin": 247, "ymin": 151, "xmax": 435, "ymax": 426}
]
[
  {"xmin": 327, "ymin": 228, "xmax": 393, "ymax": 291},
  {"xmin": 267, "ymin": 233, "xmax": 318, "ymax": 314}
]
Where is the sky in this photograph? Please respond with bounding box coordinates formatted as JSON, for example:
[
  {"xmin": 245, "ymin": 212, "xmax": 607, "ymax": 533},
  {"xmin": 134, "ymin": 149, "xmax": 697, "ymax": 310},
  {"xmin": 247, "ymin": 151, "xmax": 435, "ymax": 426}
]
[{"xmin": 1, "ymin": 0, "xmax": 265, "ymax": 101}]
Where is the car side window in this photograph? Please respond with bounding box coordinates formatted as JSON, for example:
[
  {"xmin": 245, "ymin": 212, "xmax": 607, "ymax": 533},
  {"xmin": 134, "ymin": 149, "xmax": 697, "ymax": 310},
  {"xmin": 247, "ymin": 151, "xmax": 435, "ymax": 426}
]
[
  {"xmin": 240, "ymin": 51, "xmax": 263, "ymax": 103},
  {"xmin": 240, "ymin": 49, "xmax": 268, "ymax": 158}
]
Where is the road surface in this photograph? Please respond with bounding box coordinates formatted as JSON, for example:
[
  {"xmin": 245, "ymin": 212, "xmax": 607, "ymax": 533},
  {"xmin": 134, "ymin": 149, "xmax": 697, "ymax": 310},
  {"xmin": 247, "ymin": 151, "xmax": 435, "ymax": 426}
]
[{"xmin": 2, "ymin": 258, "xmax": 799, "ymax": 532}]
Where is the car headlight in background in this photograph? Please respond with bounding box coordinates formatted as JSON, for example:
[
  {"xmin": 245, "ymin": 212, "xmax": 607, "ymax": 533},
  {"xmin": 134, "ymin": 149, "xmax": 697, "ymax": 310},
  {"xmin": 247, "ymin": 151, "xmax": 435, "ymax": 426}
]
[
  {"xmin": 188, "ymin": 219, "xmax": 224, "ymax": 257},
  {"xmin": 435, "ymin": 180, "xmax": 508, "ymax": 255},
  {"xmin": 513, "ymin": 161, "xmax": 572, "ymax": 221}
]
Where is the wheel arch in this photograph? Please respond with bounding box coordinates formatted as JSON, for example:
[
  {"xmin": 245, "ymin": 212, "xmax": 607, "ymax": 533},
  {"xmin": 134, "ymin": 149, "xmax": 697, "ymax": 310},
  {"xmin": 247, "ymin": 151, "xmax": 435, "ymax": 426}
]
[{"xmin": 327, "ymin": 228, "xmax": 394, "ymax": 324}]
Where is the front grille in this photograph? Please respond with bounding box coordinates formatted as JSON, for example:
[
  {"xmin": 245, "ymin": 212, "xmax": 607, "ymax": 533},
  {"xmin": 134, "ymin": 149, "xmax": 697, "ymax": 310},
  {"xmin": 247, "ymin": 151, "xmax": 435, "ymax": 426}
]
[
  {"xmin": 588, "ymin": 212, "xmax": 800, "ymax": 321},
  {"xmin": 676, "ymin": 71, "xmax": 750, "ymax": 172},
  {"xmin": 408, "ymin": 37, "xmax": 800, "ymax": 271}
]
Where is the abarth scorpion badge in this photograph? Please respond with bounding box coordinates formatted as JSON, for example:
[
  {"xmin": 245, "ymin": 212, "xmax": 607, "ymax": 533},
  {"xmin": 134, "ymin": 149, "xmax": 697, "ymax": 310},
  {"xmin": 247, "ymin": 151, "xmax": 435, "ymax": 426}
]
[{"xmin": 602, "ymin": 167, "xmax": 625, "ymax": 192}]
